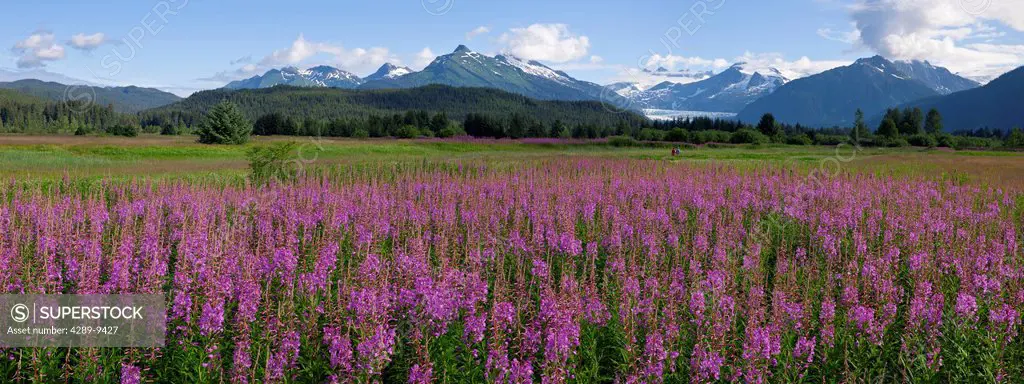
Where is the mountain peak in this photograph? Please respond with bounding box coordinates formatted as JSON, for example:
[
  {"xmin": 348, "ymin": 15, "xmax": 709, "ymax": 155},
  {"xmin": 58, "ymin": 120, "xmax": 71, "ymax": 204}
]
[
  {"xmin": 454, "ymin": 45, "xmax": 472, "ymax": 53},
  {"xmin": 855, "ymin": 55, "xmax": 891, "ymax": 66},
  {"xmin": 366, "ymin": 63, "xmax": 413, "ymax": 81},
  {"xmin": 308, "ymin": 65, "xmax": 340, "ymax": 72}
]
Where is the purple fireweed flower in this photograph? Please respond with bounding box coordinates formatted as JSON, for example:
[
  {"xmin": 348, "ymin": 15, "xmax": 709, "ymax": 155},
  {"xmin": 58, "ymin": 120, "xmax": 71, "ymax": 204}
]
[
  {"xmin": 741, "ymin": 325, "xmax": 781, "ymax": 383},
  {"xmin": 989, "ymin": 304, "xmax": 1020, "ymax": 342},
  {"xmin": 356, "ymin": 324, "xmax": 396, "ymax": 375},
  {"xmin": 198, "ymin": 298, "xmax": 225, "ymax": 336},
  {"xmin": 464, "ymin": 312, "xmax": 486, "ymax": 344},
  {"xmin": 324, "ymin": 326, "xmax": 353, "ymax": 373},
  {"xmin": 509, "ymin": 359, "xmax": 534, "ymax": 384},
  {"xmin": 691, "ymin": 343, "xmax": 723, "ymax": 382},
  {"xmin": 233, "ymin": 339, "xmax": 252, "ymax": 382},
  {"xmin": 793, "ymin": 336, "xmax": 816, "ymax": 364},
  {"xmin": 408, "ymin": 363, "xmax": 433, "ymax": 384},
  {"xmin": 955, "ymin": 292, "xmax": 978, "ymax": 320},
  {"xmin": 120, "ymin": 363, "xmax": 141, "ymax": 384}
]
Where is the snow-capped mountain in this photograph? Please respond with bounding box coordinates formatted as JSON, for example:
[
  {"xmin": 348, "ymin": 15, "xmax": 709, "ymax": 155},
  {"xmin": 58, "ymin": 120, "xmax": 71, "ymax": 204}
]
[
  {"xmin": 364, "ymin": 63, "xmax": 413, "ymax": 82},
  {"xmin": 606, "ymin": 82, "xmax": 647, "ymax": 98},
  {"xmin": 890, "ymin": 59, "xmax": 980, "ymax": 94},
  {"xmin": 613, "ymin": 63, "xmax": 789, "ymax": 112},
  {"xmin": 225, "ymin": 66, "xmax": 364, "ymax": 89},
  {"xmin": 360, "ymin": 45, "xmax": 623, "ymax": 103},
  {"xmin": 644, "ymin": 67, "xmax": 715, "ymax": 82},
  {"xmin": 737, "ymin": 55, "xmax": 943, "ymax": 127}
]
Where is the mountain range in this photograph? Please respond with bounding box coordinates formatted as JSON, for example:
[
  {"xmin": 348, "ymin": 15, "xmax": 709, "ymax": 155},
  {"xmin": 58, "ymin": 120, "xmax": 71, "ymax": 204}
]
[
  {"xmin": 361, "ymin": 45, "xmax": 618, "ymax": 103},
  {"xmin": 225, "ymin": 45, "xmax": 623, "ymax": 105},
  {"xmin": 614, "ymin": 63, "xmax": 789, "ymax": 112},
  {"xmin": 2, "ymin": 43, "xmax": 1020, "ymax": 131},
  {"xmin": 217, "ymin": 46, "xmax": 1001, "ymax": 129},
  {"xmin": 0, "ymin": 79, "xmax": 181, "ymax": 113},
  {"xmin": 736, "ymin": 56, "xmax": 980, "ymax": 127}
]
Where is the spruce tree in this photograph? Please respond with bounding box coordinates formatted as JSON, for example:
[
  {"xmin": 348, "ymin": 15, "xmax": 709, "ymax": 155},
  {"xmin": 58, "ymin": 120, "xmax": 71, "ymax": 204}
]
[
  {"xmin": 197, "ymin": 101, "xmax": 252, "ymax": 145},
  {"xmin": 877, "ymin": 118, "xmax": 899, "ymax": 138},
  {"xmin": 924, "ymin": 108, "xmax": 943, "ymax": 135}
]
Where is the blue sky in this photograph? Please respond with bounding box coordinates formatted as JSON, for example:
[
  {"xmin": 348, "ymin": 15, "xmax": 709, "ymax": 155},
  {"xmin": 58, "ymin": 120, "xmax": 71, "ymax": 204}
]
[{"xmin": 3, "ymin": 0, "xmax": 1023, "ymax": 96}]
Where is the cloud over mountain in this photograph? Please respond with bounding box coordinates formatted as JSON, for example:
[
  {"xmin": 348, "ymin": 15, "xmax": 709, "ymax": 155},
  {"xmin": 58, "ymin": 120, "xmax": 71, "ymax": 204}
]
[
  {"xmin": 842, "ymin": 0, "xmax": 1024, "ymax": 81},
  {"xmin": 12, "ymin": 32, "xmax": 65, "ymax": 68},
  {"xmin": 498, "ymin": 24, "xmax": 590, "ymax": 63}
]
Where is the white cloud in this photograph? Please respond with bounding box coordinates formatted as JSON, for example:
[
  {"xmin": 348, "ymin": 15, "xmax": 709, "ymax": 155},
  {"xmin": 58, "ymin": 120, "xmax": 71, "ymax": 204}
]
[
  {"xmin": 498, "ymin": 24, "xmax": 590, "ymax": 63},
  {"xmin": 258, "ymin": 34, "xmax": 399, "ymax": 74},
  {"xmin": 840, "ymin": 0, "xmax": 1024, "ymax": 80},
  {"xmin": 642, "ymin": 54, "xmax": 730, "ymax": 70},
  {"xmin": 733, "ymin": 52, "xmax": 849, "ymax": 79},
  {"xmin": 12, "ymin": 32, "xmax": 66, "ymax": 68},
  {"xmin": 69, "ymin": 33, "xmax": 106, "ymax": 50},
  {"xmin": 817, "ymin": 26, "xmax": 861, "ymax": 44},
  {"xmin": 466, "ymin": 26, "xmax": 490, "ymax": 40},
  {"xmin": 590, "ymin": 55, "xmax": 604, "ymax": 63},
  {"xmin": 414, "ymin": 47, "xmax": 437, "ymax": 69}
]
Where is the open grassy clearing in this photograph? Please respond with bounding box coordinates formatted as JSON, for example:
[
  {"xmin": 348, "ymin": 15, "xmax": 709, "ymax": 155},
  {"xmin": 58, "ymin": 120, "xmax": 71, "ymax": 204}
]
[{"xmin": 1, "ymin": 135, "xmax": 1021, "ymax": 190}]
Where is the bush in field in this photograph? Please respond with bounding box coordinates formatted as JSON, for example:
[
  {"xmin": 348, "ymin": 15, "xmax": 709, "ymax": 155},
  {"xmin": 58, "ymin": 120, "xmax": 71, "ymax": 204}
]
[
  {"xmin": 664, "ymin": 128, "xmax": 689, "ymax": 142},
  {"xmin": 607, "ymin": 135, "xmax": 638, "ymax": 147},
  {"xmin": 1007, "ymin": 127, "xmax": 1024, "ymax": 148},
  {"xmin": 160, "ymin": 124, "xmax": 179, "ymax": 136},
  {"xmin": 878, "ymin": 136, "xmax": 910, "ymax": 147},
  {"xmin": 691, "ymin": 129, "xmax": 732, "ymax": 144},
  {"xmin": 636, "ymin": 128, "xmax": 665, "ymax": 141},
  {"xmin": 246, "ymin": 141, "xmax": 299, "ymax": 184},
  {"xmin": 197, "ymin": 101, "xmax": 252, "ymax": 145},
  {"xmin": 730, "ymin": 128, "xmax": 769, "ymax": 144},
  {"xmin": 396, "ymin": 125, "xmax": 420, "ymax": 139},
  {"xmin": 908, "ymin": 133, "xmax": 938, "ymax": 148},
  {"xmin": 786, "ymin": 133, "xmax": 813, "ymax": 145},
  {"xmin": 108, "ymin": 124, "xmax": 139, "ymax": 137},
  {"xmin": 952, "ymin": 135, "xmax": 1000, "ymax": 149}
]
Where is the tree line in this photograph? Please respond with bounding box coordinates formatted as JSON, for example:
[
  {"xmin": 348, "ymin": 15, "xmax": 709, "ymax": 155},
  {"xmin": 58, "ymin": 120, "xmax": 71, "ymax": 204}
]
[
  {"xmin": 2, "ymin": 85, "xmax": 1021, "ymax": 149},
  {"xmin": 0, "ymin": 90, "xmax": 138, "ymax": 135}
]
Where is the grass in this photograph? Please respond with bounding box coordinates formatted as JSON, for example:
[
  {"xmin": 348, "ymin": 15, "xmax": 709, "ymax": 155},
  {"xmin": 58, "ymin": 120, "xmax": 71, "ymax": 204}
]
[{"xmin": 0, "ymin": 135, "xmax": 1022, "ymax": 190}]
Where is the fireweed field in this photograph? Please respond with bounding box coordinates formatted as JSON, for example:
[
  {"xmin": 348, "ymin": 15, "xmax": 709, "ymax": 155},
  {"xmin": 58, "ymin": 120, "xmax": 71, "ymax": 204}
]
[{"xmin": 0, "ymin": 154, "xmax": 1023, "ymax": 383}]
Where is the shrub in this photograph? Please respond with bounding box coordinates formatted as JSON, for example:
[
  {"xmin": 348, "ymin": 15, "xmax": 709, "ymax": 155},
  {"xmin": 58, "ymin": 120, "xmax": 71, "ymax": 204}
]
[
  {"xmin": 691, "ymin": 130, "xmax": 732, "ymax": 144},
  {"xmin": 907, "ymin": 133, "xmax": 938, "ymax": 148},
  {"xmin": 786, "ymin": 134, "xmax": 813, "ymax": 146},
  {"xmin": 160, "ymin": 124, "xmax": 179, "ymax": 136},
  {"xmin": 877, "ymin": 137, "xmax": 910, "ymax": 147},
  {"xmin": 664, "ymin": 128, "xmax": 689, "ymax": 142},
  {"xmin": 936, "ymin": 133, "xmax": 954, "ymax": 148},
  {"xmin": 1007, "ymin": 127, "xmax": 1024, "ymax": 148},
  {"xmin": 108, "ymin": 124, "xmax": 139, "ymax": 137},
  {"xmin": 396, "ymin": 125, "xmax": 420, "ymax": 139},
  {"xmin": 352, "ymin": 128, "xmax": 370, "ymax": 139},
  {"xmin": 951, "ymin": 136, "xmax": 1000, "ymax": 150},
  {"xmin": 636, "ymin": 128, "xmax": 665, "ymax": 141},
  {"xmin": 813, "ymin": 134, "xmax": 850, "ymax": 146},
  {"xmin": 438, "ymin": 127, "xmax": 458, "ymax": 138},
  {"xmin": 607, "ymin": 136, "xmax": 639, "ymax": 147},
  {"xmin": 730, "ymin": 129, "xmax": 769, "ymax": 145},
  {"xmin": 197, "ymin": 101, "xmax": 252, "ymax": 145},
  {"xmin": 247, "ymin": 142, "xmax": 299, "ymax": 184}
]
